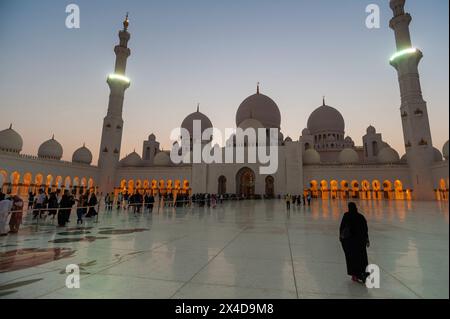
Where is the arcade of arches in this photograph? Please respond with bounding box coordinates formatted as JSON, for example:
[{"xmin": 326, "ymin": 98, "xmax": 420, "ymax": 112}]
[
  {"xmin": 0, "ymin": 168, "xmax": 448, "ymax": 201},
  {"xmin": 0, "ymin": 169, "xmax": 96, "ymax": 196},
  {"xmin": 116, "ymin": 179, "xmax": 191, "ymax": 197},
  {"xmin": 306, "ymin": 179, "xmax": 415, "ymax": 200}
]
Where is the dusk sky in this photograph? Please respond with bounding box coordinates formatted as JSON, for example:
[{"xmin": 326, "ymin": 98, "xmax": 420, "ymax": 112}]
[{"xmin": 0, "ymin": 0, "xmax": 448, "ymax": 163}]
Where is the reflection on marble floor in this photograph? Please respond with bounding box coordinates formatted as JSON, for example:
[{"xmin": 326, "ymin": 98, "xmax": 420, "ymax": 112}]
[{"xmin": 0, "ymin": 199, "xmax": 448, "ymax": 299}]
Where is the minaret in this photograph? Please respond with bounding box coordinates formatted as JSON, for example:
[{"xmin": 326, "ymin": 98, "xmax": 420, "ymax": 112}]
[
  {"xmin": 98, "ymin": 14, "xmax": 131, "ymax": 194},
  {"xmin": 389, "ymin": 0, "xmax": 434, "ymax": 200}
]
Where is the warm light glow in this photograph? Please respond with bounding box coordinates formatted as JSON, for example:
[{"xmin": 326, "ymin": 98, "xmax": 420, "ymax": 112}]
[
  {"xmin": 108, "ymin": 73, "xmax": 130, "ymax": 83},
  {"xmin": 390, "ymin": 48, "xmax": 417, "ymax": 62}
]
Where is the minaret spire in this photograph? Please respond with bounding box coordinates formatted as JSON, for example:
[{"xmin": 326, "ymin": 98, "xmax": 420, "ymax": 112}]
[
  {"xmin": 322, "ymin": 96, "xmax": 326, "ymax": 106},
  {"xmin": 123, "ymin": 12, "xmax": 129, "ymax": 31},
  {"xmin": 197, "ymin": 103, "xmax": 200, "ymax": 112},
  {"xmin": 256, "ymin": 82, "xmax": 260, "ymax": 94},
  {"xmin": 389, "ymin": 0, "xmax": 434, "ymax": 200}
]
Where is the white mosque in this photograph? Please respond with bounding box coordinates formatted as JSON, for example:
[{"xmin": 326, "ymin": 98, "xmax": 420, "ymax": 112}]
[{"xmin": 0, "ymin": 0, "xmax": 448, "ymax": 201}]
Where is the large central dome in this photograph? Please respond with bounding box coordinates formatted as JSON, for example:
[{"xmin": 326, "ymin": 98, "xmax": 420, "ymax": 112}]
[
  {"xmin": 236, "ymin": 88, "xmax": 281, "ymax": 129},
  {"xmin": 307, "ymin": 101, "xmax": 345, "ymax": 134}
]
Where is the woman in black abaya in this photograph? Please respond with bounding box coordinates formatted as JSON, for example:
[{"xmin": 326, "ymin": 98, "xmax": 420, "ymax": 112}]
[{"xmin": 339, "ymin": 202, "xmax": 370, "ymax": 283}]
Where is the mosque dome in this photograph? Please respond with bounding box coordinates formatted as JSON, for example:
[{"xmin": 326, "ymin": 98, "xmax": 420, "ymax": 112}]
[
  {"xmin": 238, "ymin": 118, "xmax": 264, "ymax": 131},
  {"xmin": 366, "ymin": 125, "xmax": 376, "ymax": 135},
  {"xmin": 377, "ymin": 147, "xmax": 400, "ymax": 164},
  {"xmin": 338, "ymin": 148, "xmax": 359, "ymax": 164},
  {"xmin": 236, "ymin": 88, "xmax": 281, "ymax": 129},
  {"xmin": 153, "ymin": 151, "xmax": 171, "ymax": 166},
  {"xmin": 307, "ymin": 101, "xmax": 345, "ymax": 134},
  {"xmin": 301, "ymin": 128, "xmax": 311, "ymax": 136},
  {"xmin": 181, "ymin": 107, "xmax": 213, "ymax": 137},
  {"xmin": 120, "ymin": 151, "xmax": 142, "ymax": 167},
  {"xmin": 38, "ymin": 136, "xmax": 63, "ymax": 160},
  {"xmin": 72, "ymin": 144, "xmax": 92, "ymax": 165},
  {"xmin": 433, "ymin": 147, "xmax": 443, "ymax": 162},
  {"xmin": 443, "ymin": 140, "xmax": 449, "ymax": 160},
  {"xmin": 0, "ymin": 124, "xmax": 23, "ymax": 154},
  {"xmin": 303, "ymin": 149, "xmax": 321, "ymax": 165}
]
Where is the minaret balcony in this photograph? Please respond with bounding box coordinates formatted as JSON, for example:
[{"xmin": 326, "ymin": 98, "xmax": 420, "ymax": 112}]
[{"xmin": 414, "ymin": 109, "xmax": 423, "ymax": 117}]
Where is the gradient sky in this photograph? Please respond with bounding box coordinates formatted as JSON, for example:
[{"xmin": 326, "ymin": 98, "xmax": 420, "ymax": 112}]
[{"xmin": 0, "ymin": 0, "xmax": 448, "ymax": 163}]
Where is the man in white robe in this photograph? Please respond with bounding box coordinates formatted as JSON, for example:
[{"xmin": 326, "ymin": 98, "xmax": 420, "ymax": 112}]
[{"xmin": 0, "ymin": 198, "xmax": 12, "ymax": 236}]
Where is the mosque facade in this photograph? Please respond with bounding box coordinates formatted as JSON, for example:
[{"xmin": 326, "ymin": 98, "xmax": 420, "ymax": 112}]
[{"xmin": 0, "ymin": 0, "xmax": 448, "ymax": 201}]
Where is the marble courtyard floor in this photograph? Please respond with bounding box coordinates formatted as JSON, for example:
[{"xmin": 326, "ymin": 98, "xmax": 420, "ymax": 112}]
[{"xmin": 0, "ymin": 199, "xmax": 448, "ymax": 299}]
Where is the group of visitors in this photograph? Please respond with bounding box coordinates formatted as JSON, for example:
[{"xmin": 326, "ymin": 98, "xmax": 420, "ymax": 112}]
[
  {"xmin": 284, "ymin": 193, "xmax": 312, "ymax": 209},
  {"xmin": 27, "ymin": 189, "xmax": 98, "ymax": 226},
  {"xmin": 0, "ymin": 191, "xmax": 24, "ymax": 236}
]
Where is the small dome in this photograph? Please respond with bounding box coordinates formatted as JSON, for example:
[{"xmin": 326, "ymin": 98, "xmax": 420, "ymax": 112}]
[
  {"xmin": 236, "ymin": 91, "xmax": 281, "ymax": 128},
  {"xmin": 366, "ymin": 125, "xmax": 376, "ymax": 135},
  {"xmin": 344, "ymin": 136, "xmax": 355, "ymax": 147},
  {"xmin": 377, "ymin": 147, "xmax": 400, "ymax": 164},
  {"xmin": 238, "ymin": 118, "xmax": 264, "ymax": 131},
  {"xmin": 303, "ymin": 149, "xmax": 321, "ymax": 165},
  {"xmin": 72, "ymin": 144, "xmax": 92, "ymax": 165},
  {"xmin": 301, "ymin": 128, "xmax": 311, "ymax": 136},
  {"xmin": 400, "ymin": 154, "xmax": 407, "ymax": 163},
  {"xmin": 338, "ymin": 148, "xmax": 359, "ymax": 164},
  {"xmin": 0, "ymin": 124, "xmax": 23, "ymax": 154},
  {"xmin": 284, "ymin": 136, "xmax": 293, "ymax": 143},
  {"xmin": 120, "ymin": 151, "xmax": 142, "ymax": 167},
  {"xmin": 153, "ymin": 151, "xmax": 171, "ymax": 166},
  {"xmin": 181, "ymin": 109, "xmax": 213, "ymax": 137},
  {"xmin": 148, "ymin": 133, "xmax": 156, "ymax": 141},
  {"xmin": 307, "ymin": 102, "xmax": 345, "ymax": 134},
  {"xmin": 38, "ymin": 136, "xmax": 63, "ymax": 160},
  {"xmin": 443, "ymin": 140, "xmax": 449, "ymax": 160},
  {"xmin": 433, "ymin": 147, "xmax": 443, "ymax": 162}
]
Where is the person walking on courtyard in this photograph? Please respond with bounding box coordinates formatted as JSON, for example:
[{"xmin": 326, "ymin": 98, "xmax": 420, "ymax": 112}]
[
  {"xmin": 85, "ymin": 191, "xmax": 98, "ymax": 218},
  {"xmin": 307, "ymin": 193, "xmax": 311, "ymax": 206},
  {"xmin": 0, "ymin": 197, "xmax": 12, "ymax": 236},
  {"xmin": 285, "ymin": 194, "xmax": 291, "ymax": 210},
  {"xmin": 76, "ymin": 193, "xmax": 86, "ymax": 225},
  {"xmin": 58, "ymin": 190, "xmax": 75, "ymax": 227},
  {"xmin": 9, "ymin": 195, "xmax": 24, "ymax": 233},
  {"xmin": 33, "ymin": 189, "xmax": 47, "ymax": 219},
  {"xmin": 27, "ymin": 191, "xmax": 34, "ymax": 210},
  {"xmin": 47, "ymin": 192, "xmax": 59, "ymax": 219},
  {"xmin": 117, "ymin": 192, "xmax": 123, "ymax": 210},
  {"xmin": 339, "ymin": 202, "xmax": 370, "ymax": 284}
]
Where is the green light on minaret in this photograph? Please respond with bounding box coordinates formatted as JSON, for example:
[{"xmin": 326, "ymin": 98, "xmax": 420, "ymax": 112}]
[
  {"xmin": 108, "ymin": 73, "xmax": 130, "ymax": 84},
  {"xmin": 390, "ymin": 48, "xmax": 417, "ymax": 62}
]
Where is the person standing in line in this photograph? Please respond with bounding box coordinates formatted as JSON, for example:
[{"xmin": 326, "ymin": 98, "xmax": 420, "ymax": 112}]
[
  {"xmin": 9, "ymin": 195, "xmax": 24, "ymax": 233},
  {"xmin": 339, "ymin": 202, "xmax": 370, "ymax": 284},
  {"xmin": 0, "ymin": 197, "xmax": 12, "ymax": 236}
]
